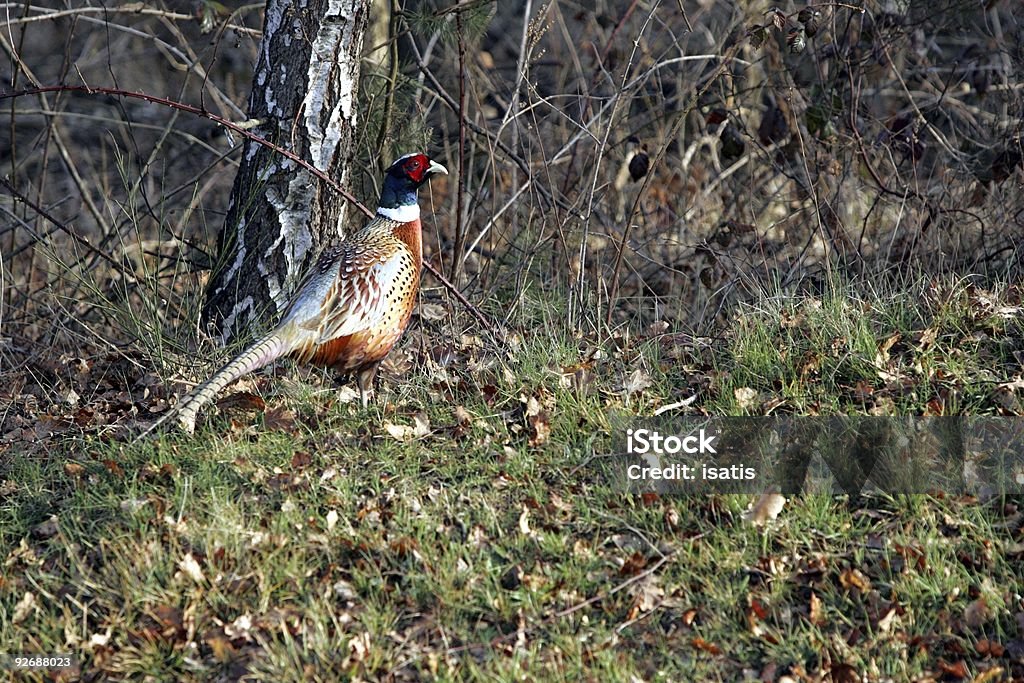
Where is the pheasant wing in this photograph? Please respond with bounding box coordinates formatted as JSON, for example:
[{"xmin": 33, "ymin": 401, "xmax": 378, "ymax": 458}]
[{"xmin": 314, "ymin": 248, "xmax": 413, "ymax": 342}]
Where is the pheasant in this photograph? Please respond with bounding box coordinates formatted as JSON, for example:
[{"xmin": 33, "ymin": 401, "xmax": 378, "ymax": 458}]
[{"xmin": 145, "ymin": 153, "xmax": 447, "ymax": 435}]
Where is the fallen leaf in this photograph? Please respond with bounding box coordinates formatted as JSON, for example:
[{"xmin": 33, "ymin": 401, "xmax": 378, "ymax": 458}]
[
  {"xmin": 419, "ymin": 302, "xmax": 447, "ymax": 321},
  {"xmin": 335, "ymin": 386, "xmax": 361, "ymax": 404},
  {"xmin": 31, "ymin": 515, "xmax": 59, "ymax": 539},
  {"xmin": 205, "ymin": 631, "xmax": 236, "ymax": 661},
  {"xmin": 628, "ymin": 575, "xmax": 664, "ymax": 615},
  {"xmin": 829, "ymin": 663, "xmax": 859, "ymax": 683},
  {"xmin": 384, "ymin": 412, "xmax": 430, "ymax": 442},
  {"xmin": 178, "ymin": 553, "xmax": 205, "ymax": 583},
  {"xmin": 646, "ymin": 320, "xmax": 670, "ymax": 336},
  {"xmin": 290, "ymin": 451, "xmax": 311, "ymax": 469},
  {"xmin": 972, "ymin": 667, "xmax": 1005, "ymax": 683},
  {"xmin": 964, "ymin": 597, "xmax": 991, "ymax": 628},
  {"xmin": 217, "ymin": 391, "xmax": 265, "ymax": 412},
  {"xmin": 518, "ymin": 506, "xmax": 533, "ymax": 537},
  {"xmin": 620, "ymin": 552, "xmax": 648, "ymax": 576},
  {"xmin": 527, "ymin": 411, "xmax": 550, "ymax": 447},
  {"xmin": 839, "ymin": 567, "xmax": 871, "ymax": 593},
  {"xmin": 151, "ymin": 604, "xmax": 184, "ymax": 638},
  {"xmin": 808, "ymin": 591, "xmax": 824, "ymax": 626},
  {"xmin": 734, "ymin": 387, "xmax": 759, "ymax": 411},
  {"xmin": 879, "ymin": 332, "xmax": 901, "ymax": 356},
  {"xmin": 690, "ymin": 637, "xmax": 721, "ymax": 655},
  {"xmin": 120, "ymin": 498, "xmax": 149, "ymax": 513},
  {"xmin": 264, "ymin": 405, "xmax": 297, "ymax": 433},
  {"xmin": 975, "ymin": 639, "xmax": 1005, "ymax": 657},
  {"xmin": 876, "ymin": 603, "xmax": 898, "ymax": 632},
  {"xmin": 524, "ymin": 395, "xmax": 542, "ymax": 417},
  {"xmin": 620, "ymin": 369, "xmax": 652, "ymax": 397},
  {"xmin": 937, "ymin": 659, "xmax": 968, "ymax": 679},
  {"xmin": 64, "ymin": 462, "xmax": 85, "ymax": 478},
  {"xmin": 743, "ymin": 492, "xmax": 787, "ymax": 525},
  {"xmin": 12, "ymin": 591, "xmax": 35, "ymax": 624}
]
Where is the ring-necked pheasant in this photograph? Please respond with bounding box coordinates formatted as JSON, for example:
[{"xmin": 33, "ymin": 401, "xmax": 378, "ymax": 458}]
[{"xmin": 144, "ymin": 153, "xmax": 447, "ymax": 435}]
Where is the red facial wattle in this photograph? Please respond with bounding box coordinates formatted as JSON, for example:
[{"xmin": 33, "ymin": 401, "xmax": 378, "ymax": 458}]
[{"xmin": 402, "ymin": 154, "xmax": 430, "ymax": 183}]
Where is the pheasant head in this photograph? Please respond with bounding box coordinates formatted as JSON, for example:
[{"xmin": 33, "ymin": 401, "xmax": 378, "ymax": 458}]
[{"xmin": 377, "ymin": 153, "xmax": 448, "ymax": 222}]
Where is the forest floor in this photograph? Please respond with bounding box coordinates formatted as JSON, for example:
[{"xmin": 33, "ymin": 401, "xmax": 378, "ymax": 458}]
[{"xmin": 3, "ymin": 275, "xmax": 1024, "ymax": 681}]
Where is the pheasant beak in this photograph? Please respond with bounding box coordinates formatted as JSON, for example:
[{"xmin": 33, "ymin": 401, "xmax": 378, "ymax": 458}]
[{"xmin": 428, "ymin": 160, "xmax": 448, "ymax": 176}]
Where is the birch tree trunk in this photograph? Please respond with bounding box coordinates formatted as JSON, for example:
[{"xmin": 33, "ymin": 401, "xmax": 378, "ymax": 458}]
[{"xmin": 202, "ymin": 0, "xmax": 371, "ymax": 344}]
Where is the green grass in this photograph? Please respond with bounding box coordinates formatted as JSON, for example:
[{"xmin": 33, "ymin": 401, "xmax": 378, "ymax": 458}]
[{"xmin": 2, "ymin": 275, "xmax": 1023, "ymax": 681}]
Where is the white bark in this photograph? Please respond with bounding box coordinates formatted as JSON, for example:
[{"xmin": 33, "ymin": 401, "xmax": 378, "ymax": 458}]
[{"xmin": 203, "ymin": 0, "xmax": 371, "ymax": 344}]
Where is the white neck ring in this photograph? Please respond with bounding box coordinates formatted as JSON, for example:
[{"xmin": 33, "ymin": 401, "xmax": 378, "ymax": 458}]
[{"xmin": 377, "ymin": 204, "xmax": 420, "ymax": 222}]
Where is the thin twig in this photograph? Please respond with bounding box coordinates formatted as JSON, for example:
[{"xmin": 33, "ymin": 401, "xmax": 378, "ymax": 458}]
[
  {"xmin": 606, "ymin": 42, "xmax": 743, "ymax": 325},
  {"xmin": 452, "ymin": 8, "xmax": 469, "ymax": 283},
  {"xmin": 0, "ymin": 85, "xmax": 376, "ymax": 217},
  {"xmin": 0, "ymin": 85, "xmax": 496, "ymax": 332},
  {"xmin": 0, "ymin": 176, "xmax": 134, "ymax": 277}
]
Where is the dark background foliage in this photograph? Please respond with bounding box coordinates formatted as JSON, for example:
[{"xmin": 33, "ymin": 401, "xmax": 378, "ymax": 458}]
[{"xmin": 2, "ymin": 0, "xmax": 1022, "ymax": 362}]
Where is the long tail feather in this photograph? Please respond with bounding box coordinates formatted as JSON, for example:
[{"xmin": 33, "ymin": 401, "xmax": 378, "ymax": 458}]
[{"xmin": 136, "ymin": 332, "xmax": 290, "ymax": 439}]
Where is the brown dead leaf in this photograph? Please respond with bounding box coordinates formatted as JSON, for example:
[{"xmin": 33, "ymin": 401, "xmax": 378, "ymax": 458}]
[
  {"xmin": 627, "ymin": 575, "xmax": 664, "ymax": 617},
  {"xmin": 829, "ymin": 663, "xmax": 859, "ymax": 683},
  {"xmin": 151, "ymin": 604, "xmax": 185, "ymax": 639},
  {"xmin": 102, "ymin": 459, "xmax": 124, "ymax": 478},
  {"xmin": 937, "ymin": 659, "xmax": 968, "ymax": 679},
  {"xmin": 734, "ymin": 387, "xmax": 759, "ymax": 411},
  {"xmin": 419, "ymin": 302, "xmax": 447, "ymax": 322},
  {"xmin": 178, "ymin": 552, "xmax": 205, "ymax": 583},
  {"xmin": 559, "ymin": 362, "xmax": 597, "ymax": 393},
  {"xmin": 746, "ymin": 596, "xmax": 769, "ymax": 636},
  {"xmin": 971, "ymin": 667, "xmax": 1005, "ymax": 683},
  {"xmin": 808, "ymin": 591, "xmax": 824, "ymax": 626},
  {"xmin": 12, "ymin": 591, "xmax": 36, "ymax": 624},
  {"xmin": 527, "ymin": 411, "xmax": 550, "ymax": 447},
  {"xmin": 743, "ymin": 492, "xmax": 787, "ymax": 525},
  {"xmin": 853, "ymin": 380, "xmax": 875, "ymax": 401},
  {"xmin": 916, "ymin": 327, "xmax": 938, "ymax": 350},
  {"xmin": 384, "ymin": 412, "xmax": 431, "ymax": 442},
  {"xmin": 263, "ymin": 405, "xmax": 297, "ymax": 433},
  {"xmin": 964, "ymin": 597, "xmax": 991, "ymax": 629},
  {"xmin": 620, "ymin": 552, "xmax": 648, "ymax": 577},
  {"xmin": 453, "ymin": 405, "xmax": 472, "ymax": 425},
  {"xmin": 975, "ymin": 639, "xmax": 1005, "ymax": 657},
  {"xmin": 620, "ymin": 368, "xmax": 652, "ymax": 397},
  {"xmin": 389, "ymin": 536, "xmax": 419, "ymax": 557},
  {"xmin": 690, "ymin": 637, "xmax": 721, "ymax": 655},
  {"xmin": 216, "ymin": 391, "xmax": 265, "ymax": 412},
  {"xmin": 839, "ymin": 567, "xmax": 871, "ymax": 593},
  {"xmin": 63, "ymin": 462, "xmax": 85, "ymax": 479},
  {"xmin": 204, "ymin": 630, "xmax": 237, "ymax": 662}
]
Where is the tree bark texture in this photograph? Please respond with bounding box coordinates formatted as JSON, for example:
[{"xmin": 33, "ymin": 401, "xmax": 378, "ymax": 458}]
[{"xmin": 202, "ymin": 0, "xmax": 371, "ymax": 344}]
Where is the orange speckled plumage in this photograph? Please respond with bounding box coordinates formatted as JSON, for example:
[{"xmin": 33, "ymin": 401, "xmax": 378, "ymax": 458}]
[{"xmin": 287, "ymin": 214, "xmax": 423, "ymax": 375}]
